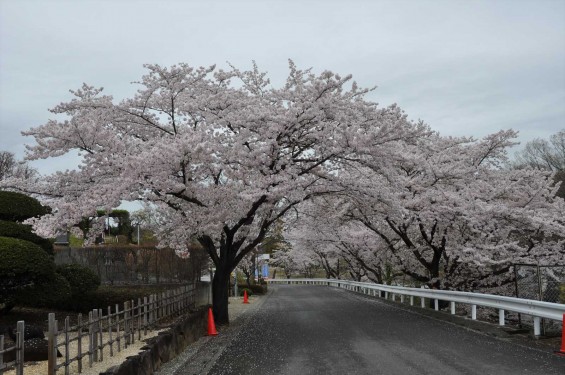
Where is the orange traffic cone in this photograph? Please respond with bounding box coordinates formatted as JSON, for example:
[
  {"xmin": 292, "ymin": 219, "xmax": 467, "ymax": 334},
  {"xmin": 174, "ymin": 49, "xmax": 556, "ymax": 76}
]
[
  {"xmin": 243, "ymin": 290, "xmax": 249, "ymax": 304},
  {"xmin": 555, "ymin": 314, "xmax": 565, "ymax": 356},
  {"xmin": 207, "ymin": 307, "xmax": 218, "ymax": 336}
]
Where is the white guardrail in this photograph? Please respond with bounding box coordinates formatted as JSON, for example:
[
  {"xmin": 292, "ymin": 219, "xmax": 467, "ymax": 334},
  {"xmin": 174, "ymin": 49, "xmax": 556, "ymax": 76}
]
[{"xmin": 268, "ymin": 278, "xmax": 565, "ymax": 336}]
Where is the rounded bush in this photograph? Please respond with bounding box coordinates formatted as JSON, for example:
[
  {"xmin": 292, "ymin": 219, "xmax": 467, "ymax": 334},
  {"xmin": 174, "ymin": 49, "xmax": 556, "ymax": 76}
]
[
  {"xmin": 16, "ymin": 272, "xmax": 72, "ymax": 308},
  {"xmin": 0, "ymin": 191, "xmax": 50, "ymax": 222},
  {"xmin": 0, "ymin": 220, "xmax": 53, "ymax": 255},
  {"xmin": 0, "ymin": 237, "xmax": 54, "ymax": 285},
  {"xmin": 238, "ymin": 287, "xmax": 253, "ymax": 297},
  {"xmin": 56, "ymin": 264, "xmax": 101, "ymax": 297},
  {"xmin": 238, "ymin": 284, "xmax": 267, "ymax": 295},
  {"xmin": 0, "ymin": 237, "xmax": 56, "ymax": 309}
]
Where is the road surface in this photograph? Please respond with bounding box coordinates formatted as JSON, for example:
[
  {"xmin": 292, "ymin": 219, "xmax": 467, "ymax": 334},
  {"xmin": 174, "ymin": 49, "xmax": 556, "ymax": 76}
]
[{"xmin": 189, "ymin": 284, "xmax": 565, "ymax": 374}]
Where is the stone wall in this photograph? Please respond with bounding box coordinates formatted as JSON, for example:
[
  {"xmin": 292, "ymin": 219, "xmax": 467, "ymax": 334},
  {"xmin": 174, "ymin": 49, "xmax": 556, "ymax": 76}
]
[
  {"xmin": 100, "ymin": 306, "xmax": 208, "ymax": 375},
  {"xmin": 54, "ymin": 246, "xmax": 201, "ymax": 284}
]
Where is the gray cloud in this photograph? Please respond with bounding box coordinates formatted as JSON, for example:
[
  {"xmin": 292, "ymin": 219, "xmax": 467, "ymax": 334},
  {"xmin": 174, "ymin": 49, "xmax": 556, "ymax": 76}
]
[{"xmin": 1, "ymin": 0, "xmax": 563, "ymax": 174}]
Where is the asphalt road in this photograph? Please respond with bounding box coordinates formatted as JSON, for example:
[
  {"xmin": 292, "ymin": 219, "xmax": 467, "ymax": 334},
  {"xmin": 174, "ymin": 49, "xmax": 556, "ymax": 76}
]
[{"xmin": 204, "ymin": 284, "xmax": 565, "ymax": 375}]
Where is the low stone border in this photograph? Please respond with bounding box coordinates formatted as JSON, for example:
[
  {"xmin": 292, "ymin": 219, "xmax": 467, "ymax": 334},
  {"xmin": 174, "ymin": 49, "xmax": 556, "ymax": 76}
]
[{"xmin": 100, "ymin": 306, "xmax": 208, "ymax": 375}]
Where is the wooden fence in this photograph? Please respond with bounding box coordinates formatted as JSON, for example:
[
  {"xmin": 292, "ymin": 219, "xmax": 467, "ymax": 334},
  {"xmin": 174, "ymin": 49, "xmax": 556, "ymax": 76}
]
[
  {"xmin": 0, "ymin": 284, "xmax": 202, "ymax": 375},
  {"xmin": 0, "ymin": 321, "xmax": 24, "ymax": 375}
]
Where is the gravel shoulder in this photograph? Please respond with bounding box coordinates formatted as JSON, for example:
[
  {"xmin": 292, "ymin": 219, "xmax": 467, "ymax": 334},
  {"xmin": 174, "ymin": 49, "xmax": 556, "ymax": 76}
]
[{"xmin": 156, "ymin": 292, "xmax": 269, "ymax": 375}]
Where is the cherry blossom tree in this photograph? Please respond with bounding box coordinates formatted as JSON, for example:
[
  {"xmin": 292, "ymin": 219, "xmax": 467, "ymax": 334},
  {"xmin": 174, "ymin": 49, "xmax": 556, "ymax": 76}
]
[
  {"xmin": 341, "ymin": 130, "xmax": 565, "ymax": 290},
  {"xmin": 270, "ymin": 243, "xmax": 301, "ymax": 279},
  {"xmin": 3, "ymin": 61, "xmax": 428, "ymax": 324},
  {"xmin": 285, "ymin": 131, "xmax": 565, "ymax": 291},
  {"xmin": 286, "ymin": 200, "xmax": 396, "ymax": 283}
]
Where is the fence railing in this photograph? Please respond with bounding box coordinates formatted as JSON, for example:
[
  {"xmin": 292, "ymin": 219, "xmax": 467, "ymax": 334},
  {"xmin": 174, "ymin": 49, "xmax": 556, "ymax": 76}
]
[
  {"xmin": 0, "ymin": 282, "xmax": 212, "ymax": 375},
  {"xmin": 47, "ymin": 284, "xmax": 196, "ymax": 375},
  {"xmin": 269, "ymin": 278, "xmax": 565, "ymax": 336},
  {"xmin": 0, "ymin": 321, "xmax": 24, "ymax": 375}
]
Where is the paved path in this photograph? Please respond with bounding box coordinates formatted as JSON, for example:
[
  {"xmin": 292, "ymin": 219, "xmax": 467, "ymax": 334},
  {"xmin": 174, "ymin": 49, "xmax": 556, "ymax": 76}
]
[{"xmin": 202, "ymin": 285, "xmax": 565, "ymax": 375}]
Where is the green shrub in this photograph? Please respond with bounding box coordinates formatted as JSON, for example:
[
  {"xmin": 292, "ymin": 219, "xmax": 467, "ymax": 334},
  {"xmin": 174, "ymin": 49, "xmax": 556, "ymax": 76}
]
[
  {"xmin": 60, "ymin": 285, "xmax": 169, "ymax": 312},
  {"xmin": 239, "ymin": 287, "xmax": 253, "ymax": 297},
  {"xmin": 0, "ymin": 237, "xmax": 54, "ymax": 289},
  {"xmin": 0, "ymin": 191, "xmax": 50, "ymax": 222},
  {"xmin": 250, "ymin": 283, "xmax": 268, "ymax": 295},
  {"xmin": 56, "ymin": 264, "xmax": 101, "ymax": 297},
  {"xmin": 0, "ymin": 220, "xmax": 53, "ymax": 255},
  {"xmin": 16, "ymin": 272, "xmax": 72, "ymax": 308},
  {"xmin": 237, "ymin": 284, "xmax": 268, "ymax": 295},
  {"xmin": 0, "ymin": 237, "xmax": 56, "ymax": 311}
]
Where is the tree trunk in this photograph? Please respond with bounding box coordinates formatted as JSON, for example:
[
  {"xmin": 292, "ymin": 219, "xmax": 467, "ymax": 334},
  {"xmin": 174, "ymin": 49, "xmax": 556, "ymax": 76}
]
[
  {"xmin": 212, "ymin": 272, "xmax": 230, "ymax": 325},
  {"xmin": 212, "ymin": 259, "xmax": 232, "ymax": 325}
]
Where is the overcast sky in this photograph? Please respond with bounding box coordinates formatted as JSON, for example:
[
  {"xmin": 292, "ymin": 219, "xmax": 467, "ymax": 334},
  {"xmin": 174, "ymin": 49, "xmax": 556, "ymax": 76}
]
[{"xmin": 1, "ymin": 0, "xmax": 564, "ymax": 176}]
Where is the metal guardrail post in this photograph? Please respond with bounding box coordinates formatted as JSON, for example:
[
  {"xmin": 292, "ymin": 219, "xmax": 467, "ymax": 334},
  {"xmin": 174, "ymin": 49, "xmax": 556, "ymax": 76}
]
[{"xmin": 533, "ymin": 316, "xmax": 541, "ymax": 336}]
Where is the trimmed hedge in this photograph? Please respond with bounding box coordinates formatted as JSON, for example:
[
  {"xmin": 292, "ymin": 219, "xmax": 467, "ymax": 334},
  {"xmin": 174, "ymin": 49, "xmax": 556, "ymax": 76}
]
[
  {"xmin": 239, "ymin": 287, "xmax": 253, "ymax": 297},
  {"xmin": 0, "ymin": 237, "xmax": 56, "ymax": 309},
  {"xmin": 237, "ymin": 283, "xmax": 268, "ymax": 295},
  {"xmin": 0, "ymin": 220, "xmax": 53, "ymax": 255},
  {"xmin": 0, "ymin": 237, "xmax": 54, "ymax": 285},
  {"xmin": 0, "ymin": 191, "xmax": 50, "ymax": 222},
  {"xmin": 59, "ymin": 285, "xmax": 170, "ymax": 312},
  {"xmin": 56, "ymin": 264, "xmax": 101, "ymax": 297},
  {"xmin": 16, "ymin": 272, "xmax": 72, "ymax": 308}
]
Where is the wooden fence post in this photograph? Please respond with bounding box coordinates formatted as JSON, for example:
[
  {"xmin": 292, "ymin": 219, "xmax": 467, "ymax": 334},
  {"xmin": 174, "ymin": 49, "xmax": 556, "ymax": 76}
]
[
  {"xmin": 137, "ymin": 298, "xmax": 142, "ymax": 341},
  {"xmin": 160, "ymin": 292, "xmax": 165, "ymax": 319},
  {"xmin": 64, "ymin": 316, "xmax": 70, "ymax": 375},
  {"xmin": 130, "ymin": 300, "xmax": 135, "ymax": 344},
  {"xmin": 92, "ymin": 309, "xmax": 99, "ymax": 362},
  {"xmin": 15, "ymin": 321, "xmax": 24, "ymax": 375},
  {"xmin": 108, "ymin": 306, "xmax": 113, "ymax": 357},
  {"xmin": 77, "ymin": 313, "xmax": 83, "ymax": 373},
  {"xmin": 167, "ymin": 290, "xmax": 171, "ymax": 317},
  {"xmin": 0, "ymin": 334, "xmax": 4, "ymax": 371},
  {"xmin": 97, "ymin": 309, "xmax": 103, "ymax": 362},
  {"xmin": 143, "ymin": 296, "xmax": 148, "ymax": 336},
  {"xmin": 115, "ymin": 304, "xmax": 121, "ymax": 352},
  {"xmin": 148, "ymin": 295, "xmax": 154, "ymax": 326},
  {"xmin": 48, "ymin": 313, "xmax": 56, "ymax": 375},
  {"xmin": 88, "ymin": 310, "xmax": 94, "ymax": 366},
  {"xmin": 124, "ymin": 301, "xmax": 130, "ymax": 347}
]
